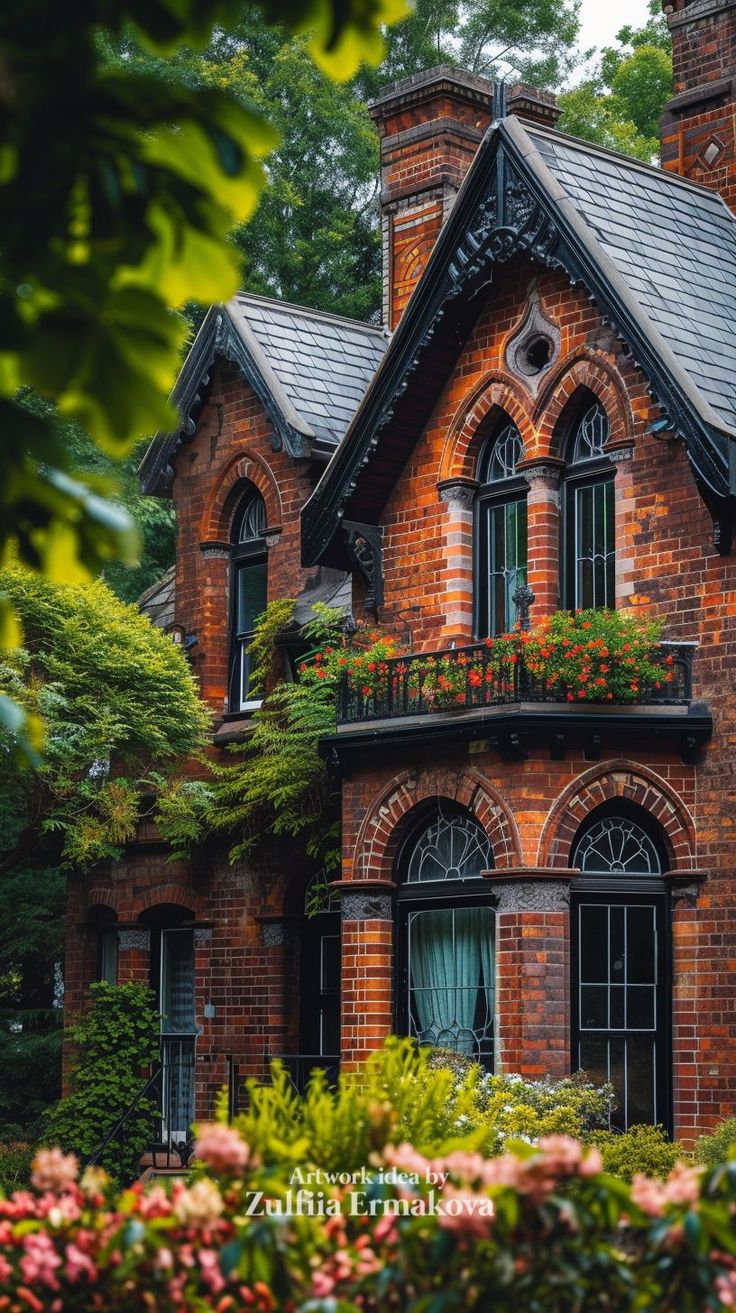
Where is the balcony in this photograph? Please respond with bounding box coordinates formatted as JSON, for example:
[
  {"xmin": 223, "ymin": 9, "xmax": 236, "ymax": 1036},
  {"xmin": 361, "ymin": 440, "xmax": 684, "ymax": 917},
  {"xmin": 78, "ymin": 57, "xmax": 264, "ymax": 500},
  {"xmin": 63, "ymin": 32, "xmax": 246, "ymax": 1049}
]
[{"xmin": 328, "ymin": 640, "xmax": 711, "ymax": 766}]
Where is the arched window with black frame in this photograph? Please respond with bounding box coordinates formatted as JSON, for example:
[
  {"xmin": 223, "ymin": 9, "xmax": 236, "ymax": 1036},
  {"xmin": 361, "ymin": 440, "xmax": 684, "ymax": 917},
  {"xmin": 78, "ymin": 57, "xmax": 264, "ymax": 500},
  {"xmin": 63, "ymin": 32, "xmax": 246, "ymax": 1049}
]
[
  {"xmin": 562, "ymin": 398, "xmax": 615, "ymax": 611},
  {"xmin": 397, "ymin": 806, "xmax": 496, "ymax": 1068},
  {"xmin": 228, "ymin": 486, "xmax": 267, "ymax": 712},
  {"xmin": 475, "ymin": 420, "xmax": 528, "ymax": 637},
  {"xmin": 570, "ymin": 804, "xmax": 670, "ymax": 1132}
]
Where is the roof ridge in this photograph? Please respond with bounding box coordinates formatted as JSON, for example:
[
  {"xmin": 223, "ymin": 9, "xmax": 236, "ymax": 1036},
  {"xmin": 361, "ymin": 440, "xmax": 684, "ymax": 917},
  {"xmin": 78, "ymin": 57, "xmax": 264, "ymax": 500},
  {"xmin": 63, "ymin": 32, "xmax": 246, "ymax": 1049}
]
[
  {"xmin": 233, "ymin": 291, "xmax": 390, "ymax": 337},
  {"xmin": 523, "ymin": 120, "xmax": 736, "ymax": 212}
]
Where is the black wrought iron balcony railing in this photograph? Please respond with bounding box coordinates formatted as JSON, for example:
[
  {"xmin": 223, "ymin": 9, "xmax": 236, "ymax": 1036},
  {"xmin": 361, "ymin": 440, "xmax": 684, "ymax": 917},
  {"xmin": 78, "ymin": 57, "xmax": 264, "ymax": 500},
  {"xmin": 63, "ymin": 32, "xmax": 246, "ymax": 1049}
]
[{"xmin": 337, "ymin": 641, "xmax": 695, "ymax": 725}]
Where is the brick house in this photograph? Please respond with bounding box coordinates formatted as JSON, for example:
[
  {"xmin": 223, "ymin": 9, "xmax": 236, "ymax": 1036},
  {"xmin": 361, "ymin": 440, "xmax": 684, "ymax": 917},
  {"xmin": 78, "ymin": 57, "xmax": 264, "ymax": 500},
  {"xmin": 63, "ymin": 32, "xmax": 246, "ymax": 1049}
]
[{"xmin": 66, "ymin": 0, "xmax": 736, "ymax": 1147}]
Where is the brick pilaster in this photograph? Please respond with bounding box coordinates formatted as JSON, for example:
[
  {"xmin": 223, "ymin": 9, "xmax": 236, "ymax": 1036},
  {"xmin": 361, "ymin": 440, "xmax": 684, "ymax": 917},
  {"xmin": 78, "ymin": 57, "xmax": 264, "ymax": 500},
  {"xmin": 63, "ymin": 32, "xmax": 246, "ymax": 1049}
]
[
  {"xmin": 337, "ymin": 883, "xmax": 395, "ymax": 1066},
  {"xmin": 487, "ymin": 871, "xmax": 573, "ymax": 1078}
]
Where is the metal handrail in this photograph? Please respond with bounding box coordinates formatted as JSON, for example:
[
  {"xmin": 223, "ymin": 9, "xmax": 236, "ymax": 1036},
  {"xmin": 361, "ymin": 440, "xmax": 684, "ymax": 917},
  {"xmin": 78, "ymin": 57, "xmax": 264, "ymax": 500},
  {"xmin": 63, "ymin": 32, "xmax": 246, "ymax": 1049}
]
[
  {"xmin": 85, "ymin": 1063, "xmax": 162, "ymax": 1169},
  {"xmin": 337, "ymin": 640, "xmax": 694, "ymax": 725}
]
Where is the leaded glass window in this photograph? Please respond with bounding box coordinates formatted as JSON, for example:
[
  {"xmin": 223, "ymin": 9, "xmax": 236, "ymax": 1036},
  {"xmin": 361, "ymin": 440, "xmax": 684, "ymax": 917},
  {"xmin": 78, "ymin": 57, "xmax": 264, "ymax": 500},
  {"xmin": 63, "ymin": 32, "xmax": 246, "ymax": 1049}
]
[
  {"xmin": 406, "ymin": 813, "xmax": 493, "ymax": 882},
  {"xmin": 229, "ymin": 488, "xmax": 268, "ymax": 712},
  {"xmin": 572, "ymin": 402, "xmax": 609, "ymax": 462},
  {"xmin": 564, "ymin": 400, "xmax": 615, "ymax": 611},
  {"xmin": 476, "ymin": 422, "xmax": 528, "ymax": 637},
  {"xmin": 399, "ymin": 811, "xmax": 495, "ymax": 1069},
  {"xmin": 574, "ymin": 817, "xmax": 662, "ymax": 875}
]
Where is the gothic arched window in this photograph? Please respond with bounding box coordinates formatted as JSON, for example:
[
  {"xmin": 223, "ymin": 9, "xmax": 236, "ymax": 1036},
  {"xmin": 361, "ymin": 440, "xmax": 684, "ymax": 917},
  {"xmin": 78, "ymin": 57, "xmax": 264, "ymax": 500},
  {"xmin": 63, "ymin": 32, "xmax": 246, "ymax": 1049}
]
[
  {"xmin": 398, "ymin": 809, "xmax": 495, "ymax": 1068},
  {"xmin": 475, "ymin": 420, "xmax": 528, "ymax": 637},
  {"xmin": 229, "ymin": 487, "xmax": 267, "ymax": 712},
  {"xmin": 571, "ymin": 808, "xmax": 669, "ymax": 1132},
  {"xmin": 562, "ymin": 400, "xmax": 615, "ymax": 610}
]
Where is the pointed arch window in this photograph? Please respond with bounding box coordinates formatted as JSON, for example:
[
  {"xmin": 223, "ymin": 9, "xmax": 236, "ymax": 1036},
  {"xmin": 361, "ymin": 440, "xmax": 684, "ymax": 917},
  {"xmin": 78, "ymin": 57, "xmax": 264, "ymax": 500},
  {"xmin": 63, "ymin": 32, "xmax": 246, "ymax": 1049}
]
[
  {"xmin": 475, "ymin": 421, "xmax": 528, "ymax": 637},
  {"xmin": 571, "ymin": 808, "xmax": 669, "ymax": 1132},
  {"xmin": 563, "ymin": 401, "xmax": 615, "ymax": 610},
  {"xmin": 229, "ymin": 487, "xmax": 268, "ymax": 712},
  {"xmin": 397, "ymin": 808, "xmax": 495, "ymax": 1069}
]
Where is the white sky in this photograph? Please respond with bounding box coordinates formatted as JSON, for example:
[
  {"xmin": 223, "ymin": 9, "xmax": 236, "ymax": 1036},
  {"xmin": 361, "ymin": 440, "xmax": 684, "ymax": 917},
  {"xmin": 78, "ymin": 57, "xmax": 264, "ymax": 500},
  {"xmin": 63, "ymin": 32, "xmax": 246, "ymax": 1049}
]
[{"xmin": 577, "ymin": 0, "xmax": 653, "ymax": 54}]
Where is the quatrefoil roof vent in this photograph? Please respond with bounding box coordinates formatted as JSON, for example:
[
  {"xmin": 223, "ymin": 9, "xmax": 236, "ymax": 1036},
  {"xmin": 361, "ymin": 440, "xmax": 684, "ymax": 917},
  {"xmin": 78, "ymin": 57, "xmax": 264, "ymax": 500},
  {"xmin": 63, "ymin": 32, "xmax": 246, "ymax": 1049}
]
[{"xmin": 505, "ymin": 289, "xmax": 560, "ymax": 391}]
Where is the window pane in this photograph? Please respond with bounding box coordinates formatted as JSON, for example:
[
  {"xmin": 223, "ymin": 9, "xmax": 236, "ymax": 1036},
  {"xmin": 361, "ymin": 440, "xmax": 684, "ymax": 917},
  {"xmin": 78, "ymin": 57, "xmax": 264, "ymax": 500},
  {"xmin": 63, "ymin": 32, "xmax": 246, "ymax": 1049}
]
[
  {"xmin": 236, "ymin": 561, "xmax": 267, "ymax": 636},
  {"xmin": 99, "ymin": 931, "xmax": 118, "ymax": 985},
  {"xmin": 161, "ymin": 930, "xmax": 195, "ymax": 1033},
  {"xmin": 406, "ymin": 813, "xmax": 493, "ymax": 882},
  {"xmin": 580, "ymin": 905, "xmax": 608, "ymax": 983},
  {"xmin": 481, "ymin": 498, "xmax": 528, "ymax": 636},
  {"xmin": 408, "ymin": 905, "xmax": 494, "ymax": 1064},
  {"xmin": 626, "ymin": 1035, "xmax": 656, "ymax": 1126},
  {"xmin": 580, "ymin": 985, "xmax": 608, "ymax": 1029}
]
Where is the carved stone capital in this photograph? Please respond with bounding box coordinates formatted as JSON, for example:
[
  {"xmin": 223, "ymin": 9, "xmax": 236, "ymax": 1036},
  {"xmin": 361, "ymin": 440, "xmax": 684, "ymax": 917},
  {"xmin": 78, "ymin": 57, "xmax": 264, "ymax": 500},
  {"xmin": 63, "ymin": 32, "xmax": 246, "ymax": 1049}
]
[
  {"xmin": 491, "ymin": 876, "xmax": 571, "ymax": 914},
  {"xmin": 117, "ymin": 928, "xmax": 151, "ymax": 951},
  {"xmin": 606, "ymin": 441, "xmax": 634, "ymax": 464},
  {"xmin": 193, "ymin": 927, "xmax": 212, "ymax": 947},
  {"xmin": 199, "ymin": 540, "xmax": 230, "ymax": 560},
  {"xmin": 258, "ymin": 916, "xmax": 300, "ymax": 947},
  {"xmin": 341, "ymin": 891, "xmax": 393, "ymax": 923},
  {"xmin": 518, "ymin": 458, "xmax": 564, "ymax": 487},
  {"xmin": 438, "ymin": 478, "xmax": 477, "ymax": 511}
]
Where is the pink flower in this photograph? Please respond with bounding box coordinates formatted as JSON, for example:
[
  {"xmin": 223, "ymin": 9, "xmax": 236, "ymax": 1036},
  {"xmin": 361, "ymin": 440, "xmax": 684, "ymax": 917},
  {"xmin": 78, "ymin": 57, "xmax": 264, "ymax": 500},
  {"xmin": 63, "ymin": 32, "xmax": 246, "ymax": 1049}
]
[
  {"xmin": 311, "ymin": 1271, "xmax": 336, "ymax": 1298},
  {"xmin": 194, "ymin": 1123, "xmax": 252, "ymax": 1175},
  {"xmin": 31, "ymin": 1148, "xmax": 79, "ymax": 1193},
  {"xmin": 65, "ymin": 1243, "xmax": 97, "ymax": 1283},
  {"xmin": 138, "ymin": 1185, "xmax": 173, "ymax": 1219},
  {"xmin": 0, "ymin": 1254, "xmax": 11, "ymax": 1282},
  {"xmin": 199, "ymin": 1248, "xmax": 226, "ymax": 1294},
  {"xmin": 662, "ymin": 1162, "xmax": 702, "ymax": 1207},
  {"xmin": 173, "ymin": 1178, "xmax": 224, "ymax": 1227},
  {"xmin": 437, "ymin": 1185, "xmax": 495, "ymax": 1238},
  {"xmin": 20, "ymin": 1232, "xmax": 62, "ymax": 1289},
  {"xmin": 630, "ymin": 1174, "xmax": 666, "ymax": 1217}
]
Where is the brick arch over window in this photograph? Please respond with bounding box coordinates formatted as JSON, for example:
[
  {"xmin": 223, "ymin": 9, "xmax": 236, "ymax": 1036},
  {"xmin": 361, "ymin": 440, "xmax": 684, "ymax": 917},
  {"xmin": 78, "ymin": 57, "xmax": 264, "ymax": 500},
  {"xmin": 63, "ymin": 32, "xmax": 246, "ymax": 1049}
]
[
  {"xmin": 538, "ymin": 762, "xmax": 696, "ymax": 871},
  {"xmin": 535, "ymin": 354, "xmax": 634, "ymax": 454},
  {"xmin": 83, "ymin": 883, "xmax": 206, "ymax": 920},
  {"xmin": 438, "ymin": 373, "xmax": 535, "ymax": 484},
  {"xmin": 201, "ymin": 451, "xmax": 282, "ymax": 542},
  {"xmin": 352, "ymin": 769, "xmax": 521, "ymax": 881}
]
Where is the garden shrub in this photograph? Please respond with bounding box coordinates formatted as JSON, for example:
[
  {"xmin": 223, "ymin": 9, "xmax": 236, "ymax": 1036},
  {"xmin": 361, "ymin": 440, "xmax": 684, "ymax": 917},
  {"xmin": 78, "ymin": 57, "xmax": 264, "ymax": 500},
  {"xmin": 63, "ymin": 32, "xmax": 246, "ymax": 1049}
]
[
  {"xmin": 1, "ymin": 1127, "xmax": 736, "ymax": 1310},
  {"xmin": 44, "ymin": 982, "xmax": 160, "ymax": 1182},
  {"xmin": 235, "ymin": 1038, "xmax": 616, "ymax": 1171},
  {"xmin": 589, "ymin": 1123, "xmax": 685, "ymax": 1181},
  {"xmin": 694, "ymin": 1115, "xmax": 736, "ymax": 1168},
  {"xmin": 0, "ymin": 1141, "xmax": 33, "ymax": 1192}
]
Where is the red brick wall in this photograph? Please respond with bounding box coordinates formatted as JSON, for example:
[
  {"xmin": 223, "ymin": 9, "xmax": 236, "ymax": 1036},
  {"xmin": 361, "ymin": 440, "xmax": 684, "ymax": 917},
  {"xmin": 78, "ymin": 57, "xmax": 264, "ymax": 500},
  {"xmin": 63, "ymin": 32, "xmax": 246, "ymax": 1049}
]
[
  {"xmin": 336, "ymin": 254, "xmax": 736, "ymax": 1140},
  {"xmin": 171, "ymin": 361, "xmax": 318, "ymax": 714},
  {"xmin": 63, "ymin": 366, "xmax": 324, "ymax": 1112},
  {"xmin": 661, "ymin": 1, "xmax": 736, "ymax": 210}
]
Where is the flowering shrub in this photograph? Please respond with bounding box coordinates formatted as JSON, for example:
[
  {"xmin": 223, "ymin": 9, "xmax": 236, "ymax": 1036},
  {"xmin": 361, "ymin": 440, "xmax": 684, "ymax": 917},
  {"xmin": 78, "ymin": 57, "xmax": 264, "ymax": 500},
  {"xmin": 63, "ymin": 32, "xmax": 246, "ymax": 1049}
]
[
  {"xmin": 522, "ymin": 608, "xmax": 671, "ymax": 703},
  {"xmin": 304, "ymin": 608, "xmax": 673, "ymax": 711},
  {"xmin": 4, "ymin": 1128, "xmax": 736, "ymax": 1310}
]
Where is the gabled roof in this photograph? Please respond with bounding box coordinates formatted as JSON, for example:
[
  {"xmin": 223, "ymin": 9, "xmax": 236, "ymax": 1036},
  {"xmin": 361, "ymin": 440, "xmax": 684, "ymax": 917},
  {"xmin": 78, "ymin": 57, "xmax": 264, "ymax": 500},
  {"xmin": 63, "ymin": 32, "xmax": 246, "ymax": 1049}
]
[
  {"xmin": 302, "ymin": 114, "xmax": 736, "ymax": 565},
  {"xmin": 139, "ymin": 294, "xmax": 388, "ymax": 496}
]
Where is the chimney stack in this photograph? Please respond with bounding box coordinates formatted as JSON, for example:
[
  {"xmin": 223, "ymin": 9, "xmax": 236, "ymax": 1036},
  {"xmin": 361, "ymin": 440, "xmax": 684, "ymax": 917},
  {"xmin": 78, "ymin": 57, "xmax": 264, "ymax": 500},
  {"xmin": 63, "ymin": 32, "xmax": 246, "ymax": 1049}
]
[
  {"xmin": 661, "ymin": 0, "xmax": 736, "ymax": 210},
  {"xmin": 369, "ymin": 66, "xmax": 494, "ymax": 329},
  {"xmin": 369, "ymin": 66, "xmax": 560, "ymax": 330}
]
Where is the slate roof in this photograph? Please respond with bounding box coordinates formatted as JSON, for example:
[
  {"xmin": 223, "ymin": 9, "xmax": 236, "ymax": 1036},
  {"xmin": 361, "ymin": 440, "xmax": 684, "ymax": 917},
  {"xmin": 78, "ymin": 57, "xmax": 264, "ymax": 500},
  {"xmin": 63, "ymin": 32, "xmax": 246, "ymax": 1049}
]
[
  {"xmin": 138, "ymin": 565, "xmax": 176, "ymax": 629},
  {"xmin": 526, "ymin": 125, "xmax": 736, "ymax": 434},
  {"xmin": 139, "ymin": 295, "xmax": 388, "ymax": 495},
  {"xmin": 232, "ymin": 295, "xmax": 389, "ymax": 448},
  {"xmin": 302, "ymin": 113, "xmax": 736, "ymax": 565}
]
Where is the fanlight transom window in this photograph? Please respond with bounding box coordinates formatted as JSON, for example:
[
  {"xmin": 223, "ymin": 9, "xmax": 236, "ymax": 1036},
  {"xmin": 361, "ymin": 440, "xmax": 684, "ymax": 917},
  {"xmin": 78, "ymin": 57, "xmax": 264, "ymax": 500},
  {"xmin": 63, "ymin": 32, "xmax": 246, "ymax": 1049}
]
[
  {"xmin": 571, "ymin": 402, "xmax": 609, "ymax": 464},
  {"xmin": 406, "ymin": 813, "xmax": 493, "ymax": 883},
  {"xmin": 574, "ymin": 817, "xmax": 662, "ymax": 875},
  {"xmin": 479, "ymin": 422, "xmax": 525, "ymax": 482},
  {"xmin": 237, "ymin": 491, "xmax": 267, "ymax": 543}
]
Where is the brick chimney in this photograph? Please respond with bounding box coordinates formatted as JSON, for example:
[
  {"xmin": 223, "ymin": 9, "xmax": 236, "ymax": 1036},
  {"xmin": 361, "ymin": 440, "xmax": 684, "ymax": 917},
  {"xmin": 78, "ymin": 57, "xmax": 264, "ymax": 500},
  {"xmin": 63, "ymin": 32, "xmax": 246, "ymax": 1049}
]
[
  {"xmin": 661, "ymin": 0, "xmax": 736, "ymax": 208},
  {"xmin": 369, "ymin": 67, "xmax": 561, "ymax": 329},
  {"xmin": 369, "ymin": 66, "xmax": 494, "ymax": 329}
]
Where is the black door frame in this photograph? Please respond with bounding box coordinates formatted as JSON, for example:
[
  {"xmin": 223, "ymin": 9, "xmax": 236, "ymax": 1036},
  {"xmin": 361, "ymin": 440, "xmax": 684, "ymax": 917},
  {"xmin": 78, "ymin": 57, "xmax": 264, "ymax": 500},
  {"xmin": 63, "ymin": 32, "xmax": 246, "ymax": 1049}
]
[{"xmin": 570, "ymin": 884, "xmax": 672, "ymax": 1133}]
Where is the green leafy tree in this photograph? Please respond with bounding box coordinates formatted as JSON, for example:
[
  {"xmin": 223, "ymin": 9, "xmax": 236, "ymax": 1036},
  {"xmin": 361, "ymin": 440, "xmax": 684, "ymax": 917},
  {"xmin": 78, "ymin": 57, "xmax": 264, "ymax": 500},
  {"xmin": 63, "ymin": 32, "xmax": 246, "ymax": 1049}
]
[
  {"xmin": 558, "ymin": 2, "xmax": 672, "ymax": 161},
  {"xmin": 0, "ymin": 568, "xmax": 211, "ymax": 874},
  {"xmin": 45, "ymin": 982, "xmax": 161, "ymax": 1181},
  {"xmin": 0, "ymin": 0, "xmax": 407, "ymax": 746}
]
